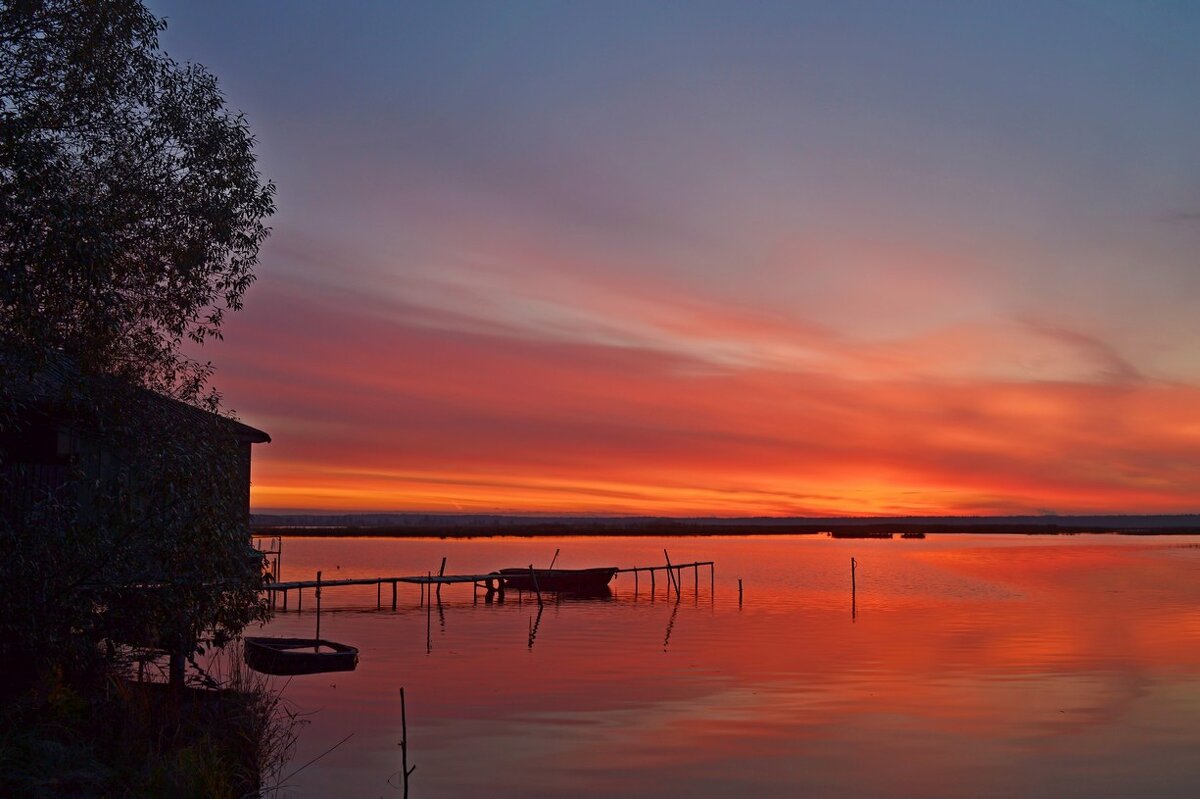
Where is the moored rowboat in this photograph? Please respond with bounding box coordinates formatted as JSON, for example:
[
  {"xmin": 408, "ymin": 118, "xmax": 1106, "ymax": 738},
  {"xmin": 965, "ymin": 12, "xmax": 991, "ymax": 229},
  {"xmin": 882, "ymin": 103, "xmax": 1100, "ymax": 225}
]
[
  {"xmin": 496, "ymin": 566, "xmax": 617, "ymax": 594},
  {"xmin": 243, "ymin": 636, "xmax": 358, "ymax": 676}
]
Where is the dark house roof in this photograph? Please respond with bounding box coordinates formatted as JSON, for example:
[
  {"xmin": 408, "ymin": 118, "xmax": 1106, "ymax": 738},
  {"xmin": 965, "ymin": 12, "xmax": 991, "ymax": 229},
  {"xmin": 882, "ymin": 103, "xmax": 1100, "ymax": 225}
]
[
  {"xmin": 2, "ymin": 349, "xmax": 270, "ymax": 444},
  {"xmin": 163, "ymin": 392, "xmax": 271, "ymax": 444}
]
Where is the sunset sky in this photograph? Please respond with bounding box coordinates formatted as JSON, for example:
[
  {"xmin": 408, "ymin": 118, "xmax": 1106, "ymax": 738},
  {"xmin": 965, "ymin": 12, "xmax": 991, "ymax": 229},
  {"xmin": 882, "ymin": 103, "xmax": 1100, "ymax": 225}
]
[{"xmin": 152, "ymin": 1, "xmax": 1200, "ymax": 516}]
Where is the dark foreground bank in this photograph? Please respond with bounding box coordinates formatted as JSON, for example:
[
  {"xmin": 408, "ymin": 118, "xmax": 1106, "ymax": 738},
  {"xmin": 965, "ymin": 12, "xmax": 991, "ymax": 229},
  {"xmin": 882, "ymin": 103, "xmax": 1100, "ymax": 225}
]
[{"xmin": 0, "ymin": 650, "xmax": 290, "ymax": 799}]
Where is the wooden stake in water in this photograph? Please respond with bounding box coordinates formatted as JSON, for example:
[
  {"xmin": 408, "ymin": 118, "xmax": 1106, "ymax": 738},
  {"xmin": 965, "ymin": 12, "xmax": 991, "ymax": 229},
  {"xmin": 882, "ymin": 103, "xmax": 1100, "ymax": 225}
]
[
  {"xmin": 315, "ymin": 570, "xmax": 322, "ymax": 647},
  {"xmin": 664, "ymin": 549, "xmax": 680, "ymax": 599},
  {"xmin": 851, "ymin": 557, "xmax": 857, "ymax": 620},
  {"xmin": 529, "ymin": 564, "xmax": 544, "ymax": 607},
  {"xmin": 738, "ymin": 577, "xmax": 743, "ymax": 606},
  {"xmin": 399, "ymin": 687, "xmax": 415, "ymax": 798}
]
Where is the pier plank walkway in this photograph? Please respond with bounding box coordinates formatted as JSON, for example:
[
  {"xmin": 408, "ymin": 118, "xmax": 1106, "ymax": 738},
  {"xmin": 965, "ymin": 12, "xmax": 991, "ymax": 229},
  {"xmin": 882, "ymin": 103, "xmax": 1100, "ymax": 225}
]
[
  {"xmin": 268, "ymin": 573, "xmax": 498, "ymax": 590},
  {"xmin": 264, "ymin": 560, "xmax": 715, "ymax": 611}
]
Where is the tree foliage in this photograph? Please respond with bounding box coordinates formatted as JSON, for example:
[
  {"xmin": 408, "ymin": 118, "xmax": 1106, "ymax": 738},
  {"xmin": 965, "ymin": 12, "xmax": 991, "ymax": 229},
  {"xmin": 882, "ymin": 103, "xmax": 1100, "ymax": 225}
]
[{"xmin": 1, "ymin": 0, "xmax": 275, "ymax": 406}]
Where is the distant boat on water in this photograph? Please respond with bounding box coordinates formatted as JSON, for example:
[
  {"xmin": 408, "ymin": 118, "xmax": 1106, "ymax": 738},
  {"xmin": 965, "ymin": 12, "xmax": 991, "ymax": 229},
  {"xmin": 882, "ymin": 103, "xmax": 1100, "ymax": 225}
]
[
  {"xmin": 497, "ymin": 566, "xmax": 617, "ymax": 595},
  {"xmin": 829, "ymin": 530, "xmax": 894, "ymax": 539}
]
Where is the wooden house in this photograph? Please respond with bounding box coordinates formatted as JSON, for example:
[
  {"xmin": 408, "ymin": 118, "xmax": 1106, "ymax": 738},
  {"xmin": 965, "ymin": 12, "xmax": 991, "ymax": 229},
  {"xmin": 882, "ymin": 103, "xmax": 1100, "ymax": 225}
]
[{"xmin": 1, "ymin": 356, "xmax": 270, "ymax": 529}]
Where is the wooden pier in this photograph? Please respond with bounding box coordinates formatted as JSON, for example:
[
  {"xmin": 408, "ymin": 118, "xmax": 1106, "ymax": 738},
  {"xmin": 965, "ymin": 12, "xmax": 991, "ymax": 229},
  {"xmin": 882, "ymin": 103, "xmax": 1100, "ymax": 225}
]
[
  {"xmin": 264, "ymin": 559, "xmax": 715, "ymax": 611},
  {"xmin": 253, "ymin": 534, "xmax": 283, "ymax": 582}
]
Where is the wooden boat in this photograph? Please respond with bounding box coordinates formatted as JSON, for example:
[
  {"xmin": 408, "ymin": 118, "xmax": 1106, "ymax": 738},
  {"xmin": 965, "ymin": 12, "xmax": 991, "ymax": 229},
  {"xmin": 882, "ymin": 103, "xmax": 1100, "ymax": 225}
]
[
  {"xmin": 243, "ymin": 636, "xmax": 358, "ymax": 676},
  {"xmin": 496, "ymin": 566, "xmax": 617, "ymax": 594}
]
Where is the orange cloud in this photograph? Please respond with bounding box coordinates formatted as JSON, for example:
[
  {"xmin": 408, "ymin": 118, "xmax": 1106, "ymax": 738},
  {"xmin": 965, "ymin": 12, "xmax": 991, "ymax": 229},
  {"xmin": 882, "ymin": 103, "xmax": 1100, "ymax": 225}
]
[{"xmin": 211, "ymin": 266, "xmax": 1200, "ymax": 515}]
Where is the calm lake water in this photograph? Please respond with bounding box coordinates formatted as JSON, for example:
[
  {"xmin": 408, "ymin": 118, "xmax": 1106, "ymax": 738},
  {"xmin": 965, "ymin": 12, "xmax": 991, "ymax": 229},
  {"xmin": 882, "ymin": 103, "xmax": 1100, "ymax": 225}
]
[{"xmin": 250, "ymin": 534, "xmax": 1200, "ymax": 798}]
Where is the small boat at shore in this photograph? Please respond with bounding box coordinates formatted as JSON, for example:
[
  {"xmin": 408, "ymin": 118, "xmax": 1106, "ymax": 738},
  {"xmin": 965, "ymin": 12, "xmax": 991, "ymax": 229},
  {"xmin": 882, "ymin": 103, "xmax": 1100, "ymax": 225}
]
[
  {"xmin": 496, "ymin": 566, "xmax": 617, "ymax": 595},
  {"xmin": 243, "ymin": 636, "xmax": 358, "ymax": 676}
]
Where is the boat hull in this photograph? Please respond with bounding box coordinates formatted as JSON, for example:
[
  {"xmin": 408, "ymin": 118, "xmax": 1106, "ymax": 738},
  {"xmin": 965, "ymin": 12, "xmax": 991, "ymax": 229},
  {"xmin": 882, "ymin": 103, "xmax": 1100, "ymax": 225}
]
[
  {"xmin": 243, "ymin": 636, "xmax": 359, "ymax": 676},
  {"xmin": 497, "ymin": 566, "xmax": 617, "ymax": 595}
]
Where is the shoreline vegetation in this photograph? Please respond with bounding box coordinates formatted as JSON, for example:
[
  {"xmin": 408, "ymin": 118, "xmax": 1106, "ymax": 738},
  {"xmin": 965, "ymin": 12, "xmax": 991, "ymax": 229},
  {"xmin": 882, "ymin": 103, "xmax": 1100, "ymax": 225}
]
[
  {"xmin": 0, "ymin": 644, "xmax": 294, "ymax": 798},
  {"xmin": 251, "ymin": 513, "xmax": 1200, "ymax": 538}
]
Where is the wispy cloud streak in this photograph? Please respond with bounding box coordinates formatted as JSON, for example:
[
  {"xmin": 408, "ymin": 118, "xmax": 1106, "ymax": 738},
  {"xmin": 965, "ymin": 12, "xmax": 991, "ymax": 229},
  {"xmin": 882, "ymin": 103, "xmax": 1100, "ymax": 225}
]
[{"xmin": 213, "ymin": 266, "xmax": 1200, "ymax": 515}]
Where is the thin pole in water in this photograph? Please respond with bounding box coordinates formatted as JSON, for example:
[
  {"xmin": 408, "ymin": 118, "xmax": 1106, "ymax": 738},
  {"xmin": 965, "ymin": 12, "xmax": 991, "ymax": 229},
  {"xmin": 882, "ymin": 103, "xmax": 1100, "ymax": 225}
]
[
  {"xmin": 663, "ymin": 549, "xmax": 680, "ymax": 599},
  {"xmin": 315, "ymin": 570, "xmax": 322, "ymax": 647},
  {"xmin": 399, "ymin": 687, "xmax": 415, "ymax": 798},
  {"xmin": 851, "ymin": 557, "xmax": 857, "ymax": 620},
  {"xmin": 529, "ymin": 564, "xmax": 543, "ymax": 607}
]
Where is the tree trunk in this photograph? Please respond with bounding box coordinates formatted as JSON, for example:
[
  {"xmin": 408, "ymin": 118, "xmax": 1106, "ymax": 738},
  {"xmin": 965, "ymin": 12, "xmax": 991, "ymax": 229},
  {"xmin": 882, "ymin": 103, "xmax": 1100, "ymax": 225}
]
[{"xmin": 168, "ymin": 648, "xmax": 185, "ymax": 690}]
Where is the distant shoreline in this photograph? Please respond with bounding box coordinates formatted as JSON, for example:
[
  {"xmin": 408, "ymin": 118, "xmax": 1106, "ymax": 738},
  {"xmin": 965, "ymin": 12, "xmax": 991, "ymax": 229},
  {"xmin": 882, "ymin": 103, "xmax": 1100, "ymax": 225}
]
[{"xmin": 250, "ymin": 519, "xmax": 1200, "ymax": 538}]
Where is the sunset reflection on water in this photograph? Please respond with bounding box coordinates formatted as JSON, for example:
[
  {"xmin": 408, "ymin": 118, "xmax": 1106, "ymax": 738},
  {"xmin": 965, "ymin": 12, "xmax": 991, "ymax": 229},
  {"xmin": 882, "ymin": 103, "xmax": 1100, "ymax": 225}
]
[{"xmin": 252, "ymin": 535, "xmax": 1200, "ymax": 798}]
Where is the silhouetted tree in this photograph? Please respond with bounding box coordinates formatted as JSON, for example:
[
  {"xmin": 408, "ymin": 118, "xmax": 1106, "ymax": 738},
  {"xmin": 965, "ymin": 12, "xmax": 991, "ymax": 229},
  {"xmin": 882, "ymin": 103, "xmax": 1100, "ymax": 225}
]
[{"xmin": 1, "ymin": 0, "xmax": 275, "ymax": 405}]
